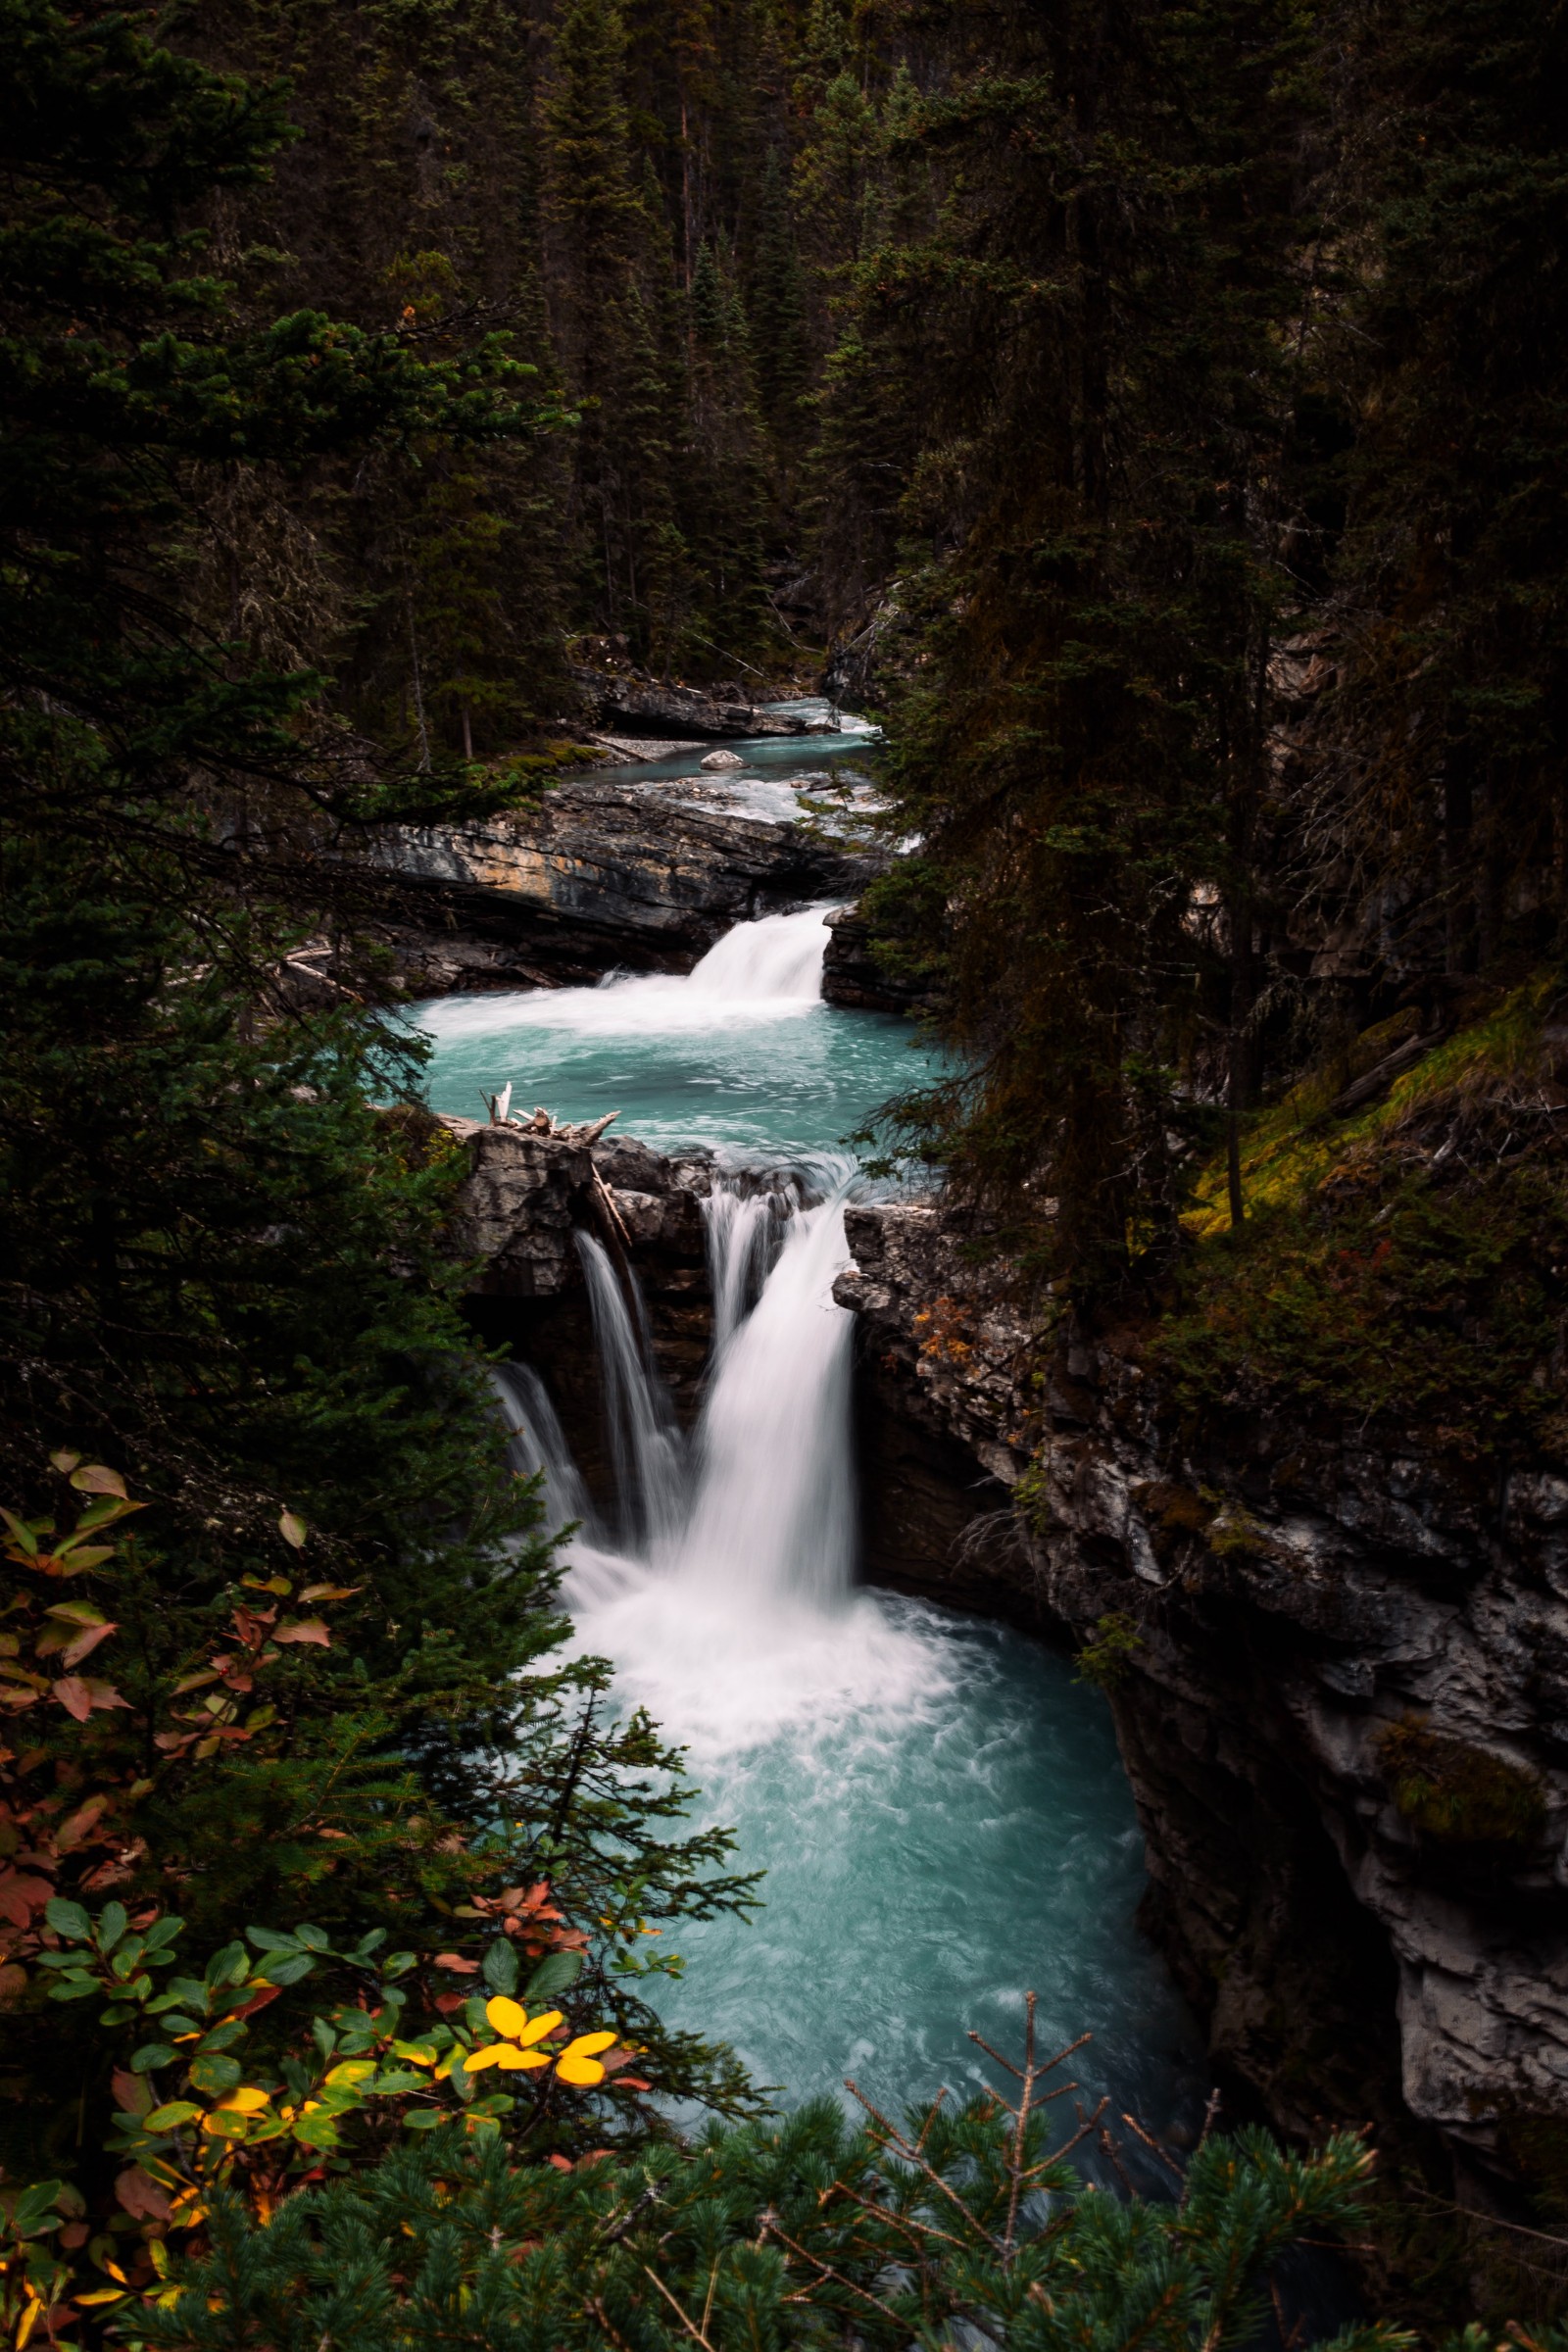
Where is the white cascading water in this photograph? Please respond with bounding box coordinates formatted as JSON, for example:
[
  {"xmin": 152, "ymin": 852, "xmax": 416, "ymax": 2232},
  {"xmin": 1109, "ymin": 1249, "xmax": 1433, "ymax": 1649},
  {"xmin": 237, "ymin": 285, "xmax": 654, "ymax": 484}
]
[
  {"xmin": 438, "ymin": 902, "xmax": 839, "ymax": 1050},
  {"xmin": 468, "ymin": 904, "xmax": 1202, "ymax": 2140},
  {"xmin": 676, "ymin": 1185, "xmax": 857, "ymax": 1608},
  {"xmin": 574, "ymin": 1233, "xmax": 686, "ymax": 1554},
  {"xmin": 560, "ymin": 1161, "xmax": 944, "ymax": 1750}
]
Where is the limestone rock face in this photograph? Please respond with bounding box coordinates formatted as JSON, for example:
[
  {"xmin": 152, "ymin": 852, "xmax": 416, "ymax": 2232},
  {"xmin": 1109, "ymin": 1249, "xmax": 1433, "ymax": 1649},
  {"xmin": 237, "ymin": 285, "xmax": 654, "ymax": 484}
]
[
  {"xmin": 446, "ymin": 1117, "xmax": 715, "ymax": 1504},
  {"xmin": 835, "ymin": 1198, "xmax": 1568, "ymax": 2180},
  {"xmin": 366, "ymin": 778, "xmax": 885, "ymax": 992},
  {"xmin": 573, "ymin": 673, "xmax": 828, "ymax": 741},
  {"xmin": 821, "ymin": 904, "xmax": 931, "ymax": 1013}
]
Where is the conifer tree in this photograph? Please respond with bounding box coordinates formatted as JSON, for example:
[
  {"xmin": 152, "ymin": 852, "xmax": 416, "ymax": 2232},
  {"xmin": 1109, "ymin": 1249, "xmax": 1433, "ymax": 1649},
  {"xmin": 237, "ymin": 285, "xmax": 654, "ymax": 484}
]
[
  {"xmin": 0, "ymin": 0, "xmax": 754, "ymax": 2123},
  {"xmin": 747, "ymin": 145, "xmax": 812, "ymax": 446}
]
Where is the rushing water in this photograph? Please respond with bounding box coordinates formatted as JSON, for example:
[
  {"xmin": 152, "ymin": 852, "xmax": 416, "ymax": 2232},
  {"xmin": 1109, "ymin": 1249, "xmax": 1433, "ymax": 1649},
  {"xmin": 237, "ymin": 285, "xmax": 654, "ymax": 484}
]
[
  {"xmin": 415, "ymin": 900, "xmax": 1205, "ymax": 2158},
  {"xmin": 416, "ymin": 905, "xmax": 917, "ymax": 1158}
]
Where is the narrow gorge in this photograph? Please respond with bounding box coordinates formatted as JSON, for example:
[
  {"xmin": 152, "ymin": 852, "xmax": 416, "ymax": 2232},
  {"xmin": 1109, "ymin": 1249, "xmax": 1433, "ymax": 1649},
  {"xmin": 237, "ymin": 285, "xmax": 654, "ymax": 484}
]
[{"xmin": 390, "ymin": 711, "xmax": 1568, "ymax": 2233}]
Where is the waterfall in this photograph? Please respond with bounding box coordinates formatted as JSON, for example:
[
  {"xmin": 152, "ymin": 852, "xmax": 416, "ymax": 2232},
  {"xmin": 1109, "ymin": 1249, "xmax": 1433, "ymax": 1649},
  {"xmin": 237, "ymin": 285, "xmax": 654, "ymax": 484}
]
[
  {"xmin": 676, "ymin": 1183, "xmax": 857, "ymax": 1607},
  {"xmin": 704, "ymin": 1177, "xmax": 787, "ymax": 1356},
  {"xmin": 676, "ymin": 906, "xmax": 833, "ymax": 1004},
  {"xmin": 566, "ymin": 1166, "xmax": 858, "ymax": 1609},
  {"xmin": 574, "ymin": 1232, "xmax": 687, "ymax": 1554},
  {"xmin": 491, "ymin": 1358, "xmax": 595, "ymax": 1539}
]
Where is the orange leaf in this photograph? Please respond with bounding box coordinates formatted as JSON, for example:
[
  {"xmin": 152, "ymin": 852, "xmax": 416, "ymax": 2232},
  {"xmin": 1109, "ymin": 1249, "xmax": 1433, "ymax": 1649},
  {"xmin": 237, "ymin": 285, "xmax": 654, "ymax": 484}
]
[
  {"xmin": 56, "ymin": 1794, "xmax": 109, "ymax": 1849},
  {"xmin": 230, "ymin": 1983, "xmax": 282, "ymax": 2021},
  {"xmin": 433, "ymin": 1951, "xmax": 479, "ymax": 1974},
  {"xmin": 271, "ymin": 1619, "xmax": 329, "ymax": 1647},
  {"xmin": 52, "ymin": 1676, "xmax": 92, "ymax": 1722},
  {"xmin": 115, "ymin": 2166, "xmax": 171, "ymax": 2222},
  {"xmin": 61, "ymin": 1621, "xmax": 118, "ymax": 1671},
  {"xmin": 299, "ymin": 1585, "xmax": 361, "ymax": 1604},
  {"xmin": 0, "ymin": 1872, "xmax": 53, "ymax": 1927}
]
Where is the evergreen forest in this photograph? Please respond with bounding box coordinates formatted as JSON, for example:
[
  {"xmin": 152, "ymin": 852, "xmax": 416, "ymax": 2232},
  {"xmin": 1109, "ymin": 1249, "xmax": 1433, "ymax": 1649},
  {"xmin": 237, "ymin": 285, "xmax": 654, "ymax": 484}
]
[{"xmin": 3, "ymin": 0, "xmax": 1567, "ymax": 2343}]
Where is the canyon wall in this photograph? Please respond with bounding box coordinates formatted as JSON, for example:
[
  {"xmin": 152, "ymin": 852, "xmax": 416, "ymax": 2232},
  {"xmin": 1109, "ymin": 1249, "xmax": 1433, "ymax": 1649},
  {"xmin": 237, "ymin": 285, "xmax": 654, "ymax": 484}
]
[
  {"xmin": 836, "ymin": 1197, "xmax": 1568, "ymax": 2194},
  {"xmin": 356, "ymin": 777, "xmax": 885, "ymax": 995}
]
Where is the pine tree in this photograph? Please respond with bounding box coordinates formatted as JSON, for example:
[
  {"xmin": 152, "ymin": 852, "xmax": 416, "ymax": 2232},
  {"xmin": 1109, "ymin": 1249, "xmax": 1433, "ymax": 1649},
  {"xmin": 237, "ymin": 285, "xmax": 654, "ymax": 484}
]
[
  {"xmin": 679, "ymin": 242, "xmax": 772, "ymax": 669},
  {"xmin": 845, "ymin": 0, "xmax": 1310, "ymax": 1277},
  {"xmin": 0, "ymin": 0, "xmax": 755, "ymax": 2133},
  {"xmin": 747, "ymin": 145, "xmax": 812, "ymax": 445}
]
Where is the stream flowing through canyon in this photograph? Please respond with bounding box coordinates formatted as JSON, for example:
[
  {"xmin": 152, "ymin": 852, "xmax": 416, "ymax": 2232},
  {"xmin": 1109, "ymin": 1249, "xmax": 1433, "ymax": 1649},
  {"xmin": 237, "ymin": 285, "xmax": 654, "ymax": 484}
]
[{"xmin": 414, "ymin": 903, "xmax": 1205, "ymax": 2162}]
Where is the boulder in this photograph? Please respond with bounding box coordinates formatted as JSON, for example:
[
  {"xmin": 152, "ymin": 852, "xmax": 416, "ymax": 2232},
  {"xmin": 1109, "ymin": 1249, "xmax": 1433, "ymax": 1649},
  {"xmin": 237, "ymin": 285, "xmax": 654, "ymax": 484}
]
[{"xmin": 573, "ymin": 672, "xmax": 812, "ymax": 741}]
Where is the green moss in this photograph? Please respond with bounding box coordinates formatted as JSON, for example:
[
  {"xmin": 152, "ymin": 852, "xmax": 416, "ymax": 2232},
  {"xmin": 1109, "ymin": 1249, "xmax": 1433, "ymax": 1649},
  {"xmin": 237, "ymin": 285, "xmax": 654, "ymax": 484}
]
[
  {"xmin": 1133, "ymin": 1479, "xmax": 1215, "ymax": 1536},
  {"xmin": 1204, "ymin": 1501, "xmax": 1271, "ymax": 1559},
  {"xmin": 1156, "ymin": 976, "xmax": 1568, "ymax": 1455},
  {"xmin": 1013, "ymin": 1455, "xmax": 1053, "ymax": 1532},
  {"xmin": 1377, "ymin": 1720, "xmax": 1546, "ymax": 1846},
  {"xmin": 487, "ymin": 742, "xmax": 604, "ymax": 801},
  {"xmin": 1074, "ymin": 1610, "xmax": 1145, "ymax": 1689}
]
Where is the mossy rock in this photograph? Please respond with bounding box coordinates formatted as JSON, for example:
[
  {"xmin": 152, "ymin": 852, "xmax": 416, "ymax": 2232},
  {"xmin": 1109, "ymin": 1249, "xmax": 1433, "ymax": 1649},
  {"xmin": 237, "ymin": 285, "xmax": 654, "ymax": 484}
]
[{"xmin": 1377, "ymin": 1719, "xmax": 1546, "ymax": 1846}]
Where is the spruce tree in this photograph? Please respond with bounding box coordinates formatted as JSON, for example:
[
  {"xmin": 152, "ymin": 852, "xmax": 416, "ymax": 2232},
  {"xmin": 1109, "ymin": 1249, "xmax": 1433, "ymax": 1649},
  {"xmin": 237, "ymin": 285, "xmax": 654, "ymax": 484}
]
[
  {"xmin": 0, "ymin": 0, "xmax": 755, "ymax": 2133},
  {"xmin": 747, "ymin": 145, "xmax": 812, "ymax": 446}
]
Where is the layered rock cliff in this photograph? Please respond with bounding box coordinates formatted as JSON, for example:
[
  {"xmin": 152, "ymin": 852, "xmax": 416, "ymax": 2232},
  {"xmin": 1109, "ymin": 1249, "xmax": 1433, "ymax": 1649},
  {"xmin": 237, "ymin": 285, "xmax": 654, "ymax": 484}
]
[
  {"xmin": 444, "ymin": 1114, "xmax": 715, "ymax": 1498},
  {"xmin": 834, "ymin": 1193, "xmax": 1568, "ymax": 2195},
  {"xmin": 361, "ymin": 776, "xmax": 884, "ymax": 993}
]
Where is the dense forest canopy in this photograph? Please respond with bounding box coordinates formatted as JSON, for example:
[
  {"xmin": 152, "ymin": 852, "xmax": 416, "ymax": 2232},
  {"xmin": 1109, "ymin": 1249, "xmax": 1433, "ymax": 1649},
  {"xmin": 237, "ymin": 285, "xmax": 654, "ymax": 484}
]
[
  {"xmin": 51, "ymin": 0, "xmax": 1561, "ymax": 1275},
  {"xmin": 3, "ymin": 0, "xmax": 1567, "ymax": 2337}
]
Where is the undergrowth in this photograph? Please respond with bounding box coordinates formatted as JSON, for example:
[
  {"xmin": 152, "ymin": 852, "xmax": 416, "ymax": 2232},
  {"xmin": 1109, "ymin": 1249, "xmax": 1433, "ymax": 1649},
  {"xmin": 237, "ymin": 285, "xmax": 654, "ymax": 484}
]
[{"xmin": 1158, "ymin": 974, "xmax": 1568, "ymax": 1454}]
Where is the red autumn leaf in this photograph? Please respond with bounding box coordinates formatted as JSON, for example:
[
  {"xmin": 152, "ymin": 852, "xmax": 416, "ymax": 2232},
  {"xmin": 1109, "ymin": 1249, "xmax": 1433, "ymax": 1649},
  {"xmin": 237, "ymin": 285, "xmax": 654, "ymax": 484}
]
[
  {"xmin": 115, "ymin": 2166, "xmax": 172, "ymax": 2221},
  {"xmin": 51, "ymin": 1677, "xmax": 92, "ymax": 1722},
  {"xmin": 613, "ymin": 2078, "xmax": 653, "ymax": 2092},
  {"xmin": 61, "ymin": 1620, "xmax": 118, "ymax": 1670},
  {"xmin": 81, "ymin": 1837, "xmax": 145, "ymax": 1889},
  {"xmin": 56, "ymin": 1793, "xmax": 109, "ymax": 1848},
  {"xmin": 432, "ymin": 1951, "xmax": 479, "ymax": 1974},
  {"xmin": 0, "ymin": 1870, "xmax": 54, "ymax": 1927},
  {"xmin": 272, "ymin": 1619, "xmax": 330, "ymax": 1647},
  {"xmin": 112, "ymin": 2069, "xmax": 152, "ymax": 2117},
  {"xmin": 432, "ymin": 1991, "xmax": 464, "ymax": 2015},
  {"xmin": 230, "ymin": 1983, "xmax": 283, "ymax": 2021},
  {"xmin": 546, "ymin": 2153, "xmax": 573, "ymax": 2173}
]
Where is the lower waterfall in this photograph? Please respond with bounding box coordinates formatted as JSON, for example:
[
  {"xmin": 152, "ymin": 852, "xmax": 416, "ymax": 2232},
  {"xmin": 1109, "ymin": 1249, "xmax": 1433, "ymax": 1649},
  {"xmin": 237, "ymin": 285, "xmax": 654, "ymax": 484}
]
[{"xmin": 494, "ymin": 1159, "xmax": 1204, "ymax": 2151}]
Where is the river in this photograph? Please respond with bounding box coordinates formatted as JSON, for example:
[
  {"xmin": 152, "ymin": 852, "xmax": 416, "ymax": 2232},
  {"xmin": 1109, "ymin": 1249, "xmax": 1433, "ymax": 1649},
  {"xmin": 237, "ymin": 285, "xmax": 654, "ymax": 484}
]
[{"xmin": 413, "ymin": 894, "xmax": 1204, "ymax": 2167}]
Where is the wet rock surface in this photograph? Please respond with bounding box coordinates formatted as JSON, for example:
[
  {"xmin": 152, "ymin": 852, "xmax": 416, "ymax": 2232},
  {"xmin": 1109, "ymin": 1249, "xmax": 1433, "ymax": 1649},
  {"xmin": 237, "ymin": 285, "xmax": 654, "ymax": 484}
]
[
  {"xmin": 445, "ymin": 1116, "xmax": 715, "ymax": 1505},
  {"xmin": 834, "ymin": 1197, "xmax": 1568, "ymax": 2181},
  {"xmin": 820, "ymin": 905, "xmax": 930, "ymax": 1015},
  {"xmin": 572, "ymin": 672, "xmax": 836, "ymax": 741},
  {"xmin": 365, "ymin": 778, "xmax": 885, "ymax": 993}
]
